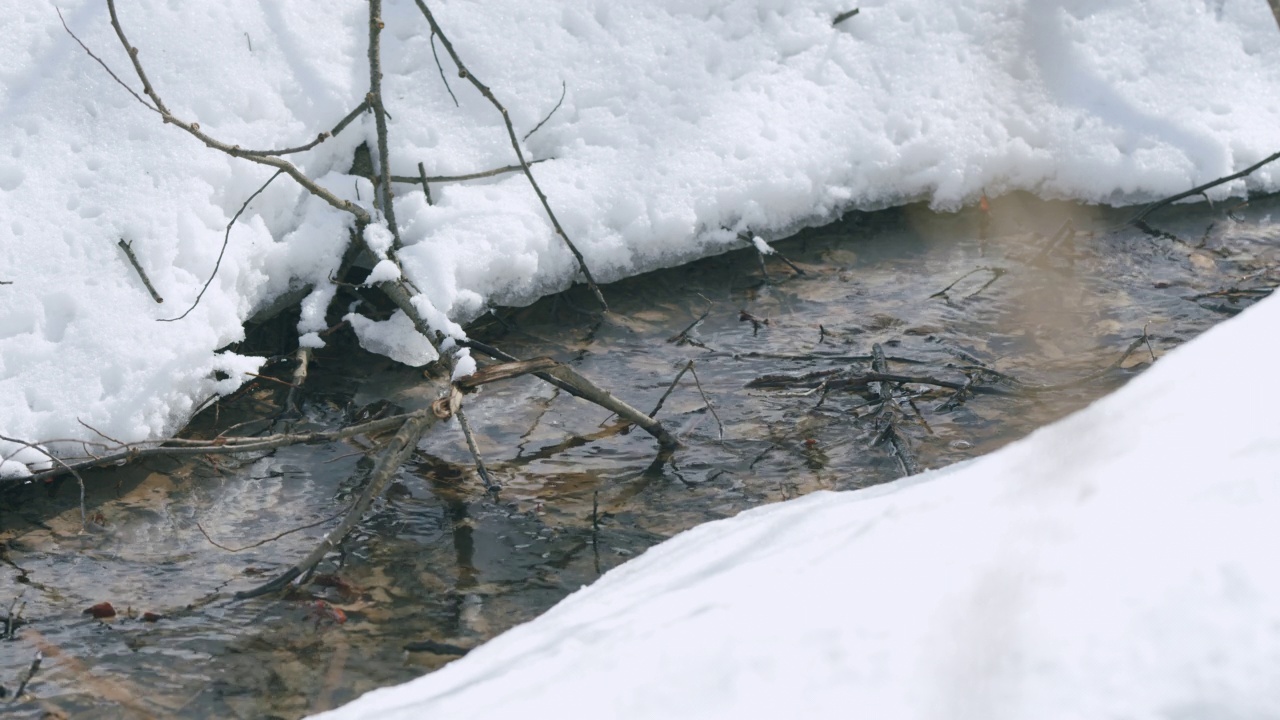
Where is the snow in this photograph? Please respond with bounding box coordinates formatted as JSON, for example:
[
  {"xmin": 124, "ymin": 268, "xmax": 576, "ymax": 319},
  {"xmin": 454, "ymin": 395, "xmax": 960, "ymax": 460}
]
[
  {"xmin": 3, "ymin": 0, "xmax": 1280, "ymax": 467},
  {"xmin": 2, "ymin": 0, "xmax": 1277, "ymax": 713},
  {"xmin": 313, "ymin": 275, "xmax": 1280, "ymax": 720}
]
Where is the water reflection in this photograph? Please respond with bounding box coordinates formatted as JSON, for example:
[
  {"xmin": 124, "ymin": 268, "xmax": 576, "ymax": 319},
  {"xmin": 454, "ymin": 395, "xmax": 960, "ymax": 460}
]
[{"xmin": 1, "ymin": 195, "xmax": 1277, "ymax": 717}]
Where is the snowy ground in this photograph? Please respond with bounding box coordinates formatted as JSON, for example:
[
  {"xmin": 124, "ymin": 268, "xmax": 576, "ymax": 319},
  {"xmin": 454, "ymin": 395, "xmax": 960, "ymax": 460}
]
[
  {"xmin": 313, "ymin": 264, "xmax": 1280, "ymax": 720},
  {"xmin": 5, "ymin": 0, "xmax": 1280, "ymax": 473}
]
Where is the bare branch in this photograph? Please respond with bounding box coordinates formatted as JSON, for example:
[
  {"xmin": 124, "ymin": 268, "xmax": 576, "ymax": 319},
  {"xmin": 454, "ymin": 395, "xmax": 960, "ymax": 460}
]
[
  {"xmin": 162, "ymin": 170, "xmax": 282, "ymax": 322},
  {"xmin": 523, "ymin": 80, "xmax": 566, "ymax": 141},
  {"xmin": 412, "ymin": 0, "xmax": 608, "ymax": 311},
  {"xmin": 367, "ymin": 0, "xmax": 403, "ymax": 246}
]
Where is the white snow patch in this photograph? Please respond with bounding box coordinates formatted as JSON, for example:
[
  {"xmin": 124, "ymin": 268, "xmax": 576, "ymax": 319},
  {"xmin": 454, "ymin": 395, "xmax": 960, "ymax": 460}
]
[
  {"xmin": 751, "ymin": 236, "xmax": 776, "ymax": 255},
  {"xmin": 346, "ymin": 310, "xmax": 438, "ymax": 367},
  {"xmin": 365, "ymin": 259, "xmax": 402, "ymax": 285},
  {"xmin": 450, "ymin": 349, "xmax": 476, "ymax": 381}
]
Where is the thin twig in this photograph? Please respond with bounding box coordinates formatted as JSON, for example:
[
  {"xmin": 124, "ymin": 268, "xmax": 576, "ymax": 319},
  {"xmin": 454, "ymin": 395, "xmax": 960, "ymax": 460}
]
[
  {"xmin": 237, "ymin": 101, "xmax": 370, "ymax": 157},
  {"xmin": 1129, "ymin": 149, "xmax": 1280, "ymax": 225},
  {"xmin": 389, "ymin": 158, "xmax": 551, "ymax": 185},
  {"xmin": 195, "ymin": 504, "xmax": 350, "ymax": 552},
  {"xmin": 0, "ymin": 436, "xmax": 87, "ymax": 530},
  {"xmin": 523, "ymin": 80, "xmax": 566, "ymax": 141},
  {"xmin": 686, "ymin": 362, "xmax": 724, "ymax": 440},
  {"xmin": 56, "ymin": 8, "xmax": 156, "ymax": 112},
  {"xmin": 413, "ymin": 0, "xmax": 607, "ymax": 310},
  {"xmin": 162, "ymin": 170, "xmax": 282, "ymax": 322},
  {"xmin": 455, "ymin": 406, "xmax": 498, "ymax": 491},
  {"xmin": 430, "ymin": 30, "xmax": 459, "ymax": 107},
  {"xmin": 82, "ymin": 2, "xmax": 373, "ymax": 225},
  {"xmin": 368, "ymin": 0, "xmax": 402, "ymax": 247},
  {"xmin": 649, "ymin": 362, "xmax": 693, "ymax": 418},
  {"xmin": 10, "ymin": 651, "xmax": 41, "ymax": 702},
  {"xmin": 18, "ymin": 413, "xmax": 417, "ymax": 484},
  {"xmin": 116, "ymin": 239, "xmax": 164, "ymax": 304}
]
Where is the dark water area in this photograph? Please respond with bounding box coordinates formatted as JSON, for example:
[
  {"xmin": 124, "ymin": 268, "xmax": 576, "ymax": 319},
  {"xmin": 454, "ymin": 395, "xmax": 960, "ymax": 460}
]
[{"xmin": 1, "ymin": 194, "xmax": 1277, "ymax": 718}]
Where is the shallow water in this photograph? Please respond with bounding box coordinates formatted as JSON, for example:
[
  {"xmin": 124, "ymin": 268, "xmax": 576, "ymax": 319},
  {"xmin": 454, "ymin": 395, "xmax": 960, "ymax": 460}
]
[{"xmin": 2, "ymin": 195, "xmax": 1277, "ymax": 717}]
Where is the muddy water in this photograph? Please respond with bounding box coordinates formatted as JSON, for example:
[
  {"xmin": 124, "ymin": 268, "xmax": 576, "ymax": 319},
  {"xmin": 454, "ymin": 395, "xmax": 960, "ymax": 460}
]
[{"xmin": 2, "ymin": 195, "xmax": 1277, "ymax": 718}]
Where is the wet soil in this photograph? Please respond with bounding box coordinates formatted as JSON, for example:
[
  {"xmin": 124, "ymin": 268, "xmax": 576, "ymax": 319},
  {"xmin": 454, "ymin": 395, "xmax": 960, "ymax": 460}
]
[{"xmin": 1, "ymin": 194, "xmax": 1277, "ymax": 718}]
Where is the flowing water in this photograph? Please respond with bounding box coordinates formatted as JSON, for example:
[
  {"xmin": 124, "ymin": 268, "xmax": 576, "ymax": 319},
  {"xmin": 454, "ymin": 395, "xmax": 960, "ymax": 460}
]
[{"xmin": 2, "ymin": 195, "xmax": 1277, "ymax": 718}]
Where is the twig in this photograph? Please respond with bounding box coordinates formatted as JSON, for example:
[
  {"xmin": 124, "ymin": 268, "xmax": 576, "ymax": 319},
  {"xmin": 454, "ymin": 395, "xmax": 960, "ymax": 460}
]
[
  {"xmin": 869, "ymin": 344, "xmax": 921, "ymax": 476},
  {"xmin": 79, "ymin": 2, "xmax": 374, "ymax": 225},
  {"xmin": 522, "ymin": 80, "xmax": 566, "ymax": 141},
  {"xmin": 389, "ymin": 158, "xmax": 552, "ymax": 185},
  {"xmin": 10, "ymin": 651, "xmax": 41, "ymax": 702},
  {"xmin": 237, "ymin": 101, "xmax": 370, "ymax": 157},
  {"xmin": 455, "ymin": 406, "xmax": 498, "ymax": 491},
  {"xmin": 417, "ymin": 161, "xmax": 434, "ymax": 206},
  {"xmin": 195, "ymin": 504, "xmax": 350, "ymax": 552},
  {"xmin": 367, "ymin": 0, "xmax": 402, "ymax": 247},
  {"xmin": 1129, "ymin": 149, "xmax": 1280, "ymax": 225},
  {"xmin": 429, "ymin": 31, "xmax": 459, "ymax": 107},
  {"xmin": 461, "ymin": 340, "xmax": 677, "ymax": 447},
  {"xmin": 19, "ymin": 413, "xmax": 417, "ymax": 484},
  {"xmin": 56, "ymin": 8, "xmax": 156, "ymax": 112},
  {"xmin": 0, "ymin": 435, "xmax": 88, "ymax": 530},
  {"xmin": 833, "ymin": 8, "xmax": 860, "ymax": 26},
  {"xmin": 413, "ymin": 0, "xmax": 608, "ymax": 311},
  {"xmin": 649, "ymin": 362, "xmax": 693, "ymax": 418},
  {"xmin": 116, "ymin": 239, "xmax": 164, "ymax": 304},
  {"xmin": 235, "ymin": 408, "xmax": 438, "ymax": 599},
  {"xmin": 686, "ymin": 362, "xmax": 724, "ymax": 440},
  {"xmin": 162, "ymin": 170, "xmax": 282, "ymax": 322}
]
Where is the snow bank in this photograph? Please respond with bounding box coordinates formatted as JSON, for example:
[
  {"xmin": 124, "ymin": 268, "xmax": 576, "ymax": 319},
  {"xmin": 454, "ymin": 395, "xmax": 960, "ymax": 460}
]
[
  {"xmin": 4, "ymin": 0, "xmax": 1280, "ymax": 464},
  {"xmin": 312, "ymin": 269, "xmax": 1280, "ymax": 720}
]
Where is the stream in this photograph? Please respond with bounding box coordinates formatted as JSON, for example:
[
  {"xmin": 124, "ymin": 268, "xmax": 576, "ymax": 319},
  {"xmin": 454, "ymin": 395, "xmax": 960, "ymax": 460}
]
[{"xmin": 2, "ymin": 193, "xmax": 1277, "ymax": 718}]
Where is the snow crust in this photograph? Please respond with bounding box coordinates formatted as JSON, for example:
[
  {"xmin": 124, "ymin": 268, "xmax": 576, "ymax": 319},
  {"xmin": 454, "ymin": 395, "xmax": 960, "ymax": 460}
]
[
  {"xmin": 313, "ymin": 282, "xmax": 1280, "ymax": 720},
  {"xmin": 5, "ymin": 0, "xmax": 1280, "ymax": 464}
]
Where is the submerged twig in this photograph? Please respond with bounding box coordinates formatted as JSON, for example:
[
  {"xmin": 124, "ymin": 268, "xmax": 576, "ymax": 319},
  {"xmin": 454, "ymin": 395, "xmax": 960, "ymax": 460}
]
[
  {"xmin": 455, "ymin": 406, "xmax": 498, "ymax": 491},
  {"xmin": 235, "ymin": 408, "xmax": 438, "ymax": 599}
]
